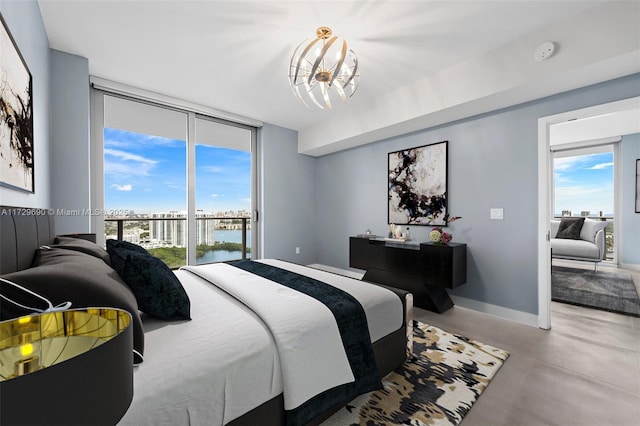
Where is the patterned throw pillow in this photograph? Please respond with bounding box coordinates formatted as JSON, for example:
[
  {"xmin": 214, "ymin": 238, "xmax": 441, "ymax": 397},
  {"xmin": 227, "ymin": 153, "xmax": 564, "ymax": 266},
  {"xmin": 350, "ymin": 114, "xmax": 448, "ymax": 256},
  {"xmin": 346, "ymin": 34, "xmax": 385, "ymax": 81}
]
[
  {"xmin": 556, "ymin": 217, "xmax": 585, "ymax": 240},
  {"xmin": 106, "ymin": 240, "xmax": 191, "ymax": 321}
]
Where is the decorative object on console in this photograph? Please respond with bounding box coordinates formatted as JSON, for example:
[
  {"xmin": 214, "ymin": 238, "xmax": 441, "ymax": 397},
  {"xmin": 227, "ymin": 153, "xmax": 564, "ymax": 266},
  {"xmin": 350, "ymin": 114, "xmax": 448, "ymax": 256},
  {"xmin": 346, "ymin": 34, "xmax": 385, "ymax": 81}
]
[
  {"xmin": 429, "ymin": 227, "xmax": 452, "ymax": 245},
  {"xmin": 288, "ymin": 26, "xmax": 359, "ymax": 109},
  {"xmin": 0, "ymin": 308, "xmax": 133, "ymax": 426},
  {"xmin": 388, "ymin": 141, "xmax": 448, "ymax": 226},
  {"xmin": 0, "ymin": 13, "xmax": 34, "ymax": 193}
]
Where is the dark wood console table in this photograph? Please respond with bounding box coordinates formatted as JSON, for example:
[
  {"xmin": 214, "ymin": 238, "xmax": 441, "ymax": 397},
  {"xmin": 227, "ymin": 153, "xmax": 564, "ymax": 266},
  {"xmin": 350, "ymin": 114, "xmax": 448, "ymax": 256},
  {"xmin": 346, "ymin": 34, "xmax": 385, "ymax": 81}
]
[{"xmin": 349, "ymin": 237, "xmax": 467, "ymax": 313}]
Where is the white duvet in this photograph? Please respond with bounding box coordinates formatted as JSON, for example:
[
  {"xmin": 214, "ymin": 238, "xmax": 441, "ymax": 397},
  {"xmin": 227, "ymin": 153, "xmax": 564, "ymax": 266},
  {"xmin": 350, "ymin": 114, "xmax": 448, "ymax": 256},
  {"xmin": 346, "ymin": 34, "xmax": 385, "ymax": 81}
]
[{"xmin": 118, "ymin": 259, "xmax": 402, "ymax": 425}]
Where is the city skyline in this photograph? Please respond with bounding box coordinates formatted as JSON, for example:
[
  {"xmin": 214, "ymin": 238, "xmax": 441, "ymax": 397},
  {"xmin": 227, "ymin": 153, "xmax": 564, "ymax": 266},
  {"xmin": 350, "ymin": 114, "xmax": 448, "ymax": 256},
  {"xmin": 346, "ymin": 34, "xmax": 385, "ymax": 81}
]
[
  {"xmin": 104, "ymin": 128, "xmax": 251, "ymax": 214},
  {"xmin": 554, "ymin": 151, "xmax": 614, "ymax": 215}
]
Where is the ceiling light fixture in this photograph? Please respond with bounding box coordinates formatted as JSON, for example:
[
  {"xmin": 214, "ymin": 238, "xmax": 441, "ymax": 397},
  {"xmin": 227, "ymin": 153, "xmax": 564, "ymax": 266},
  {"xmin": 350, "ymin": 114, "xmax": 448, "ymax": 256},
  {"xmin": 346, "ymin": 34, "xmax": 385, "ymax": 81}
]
[{"xmin": 288, "ymin": 26, "xmax": 360, "ymax": 109}]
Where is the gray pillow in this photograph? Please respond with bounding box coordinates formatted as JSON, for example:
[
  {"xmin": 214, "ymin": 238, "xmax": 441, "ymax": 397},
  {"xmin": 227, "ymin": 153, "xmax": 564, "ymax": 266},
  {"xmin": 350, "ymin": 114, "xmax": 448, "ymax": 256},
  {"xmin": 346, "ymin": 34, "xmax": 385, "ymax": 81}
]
[
  {"xmin": 556, "ymin": 217, "xmax": 585, "ymax": 240},
  {"xmin": 1, "ymin": 248, "xmax": 145, "ymax": 364},
  {"xmin": 52, "ymin": 236, "xmax": 111, "ymax": 265}
]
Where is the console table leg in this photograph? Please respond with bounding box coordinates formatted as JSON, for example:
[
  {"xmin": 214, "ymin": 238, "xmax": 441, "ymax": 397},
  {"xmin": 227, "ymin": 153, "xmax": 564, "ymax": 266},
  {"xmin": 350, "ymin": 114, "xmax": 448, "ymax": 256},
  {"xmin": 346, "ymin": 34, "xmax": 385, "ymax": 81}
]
[{"xmin": 362, "ymin": 269, "xmax": 454, "ymax": 313}]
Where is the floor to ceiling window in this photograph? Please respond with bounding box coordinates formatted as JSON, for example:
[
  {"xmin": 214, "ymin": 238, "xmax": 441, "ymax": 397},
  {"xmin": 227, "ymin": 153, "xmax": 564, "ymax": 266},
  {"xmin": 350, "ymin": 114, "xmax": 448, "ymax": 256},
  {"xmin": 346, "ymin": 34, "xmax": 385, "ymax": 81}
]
[
  {"xmin": 195, "ymin": 117, "xmax": 253, "ymax": 264},
  {"xmin": 92, "ymin": 90, "xmax": 258, "ymax": 267}
]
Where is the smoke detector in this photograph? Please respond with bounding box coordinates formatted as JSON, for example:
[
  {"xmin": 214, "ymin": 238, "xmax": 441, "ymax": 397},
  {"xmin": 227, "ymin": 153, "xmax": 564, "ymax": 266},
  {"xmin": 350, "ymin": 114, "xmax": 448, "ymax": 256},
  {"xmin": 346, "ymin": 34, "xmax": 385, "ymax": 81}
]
[{"xmin": 534, "ymin": 41, "xmax": 556, "ymax": 62}]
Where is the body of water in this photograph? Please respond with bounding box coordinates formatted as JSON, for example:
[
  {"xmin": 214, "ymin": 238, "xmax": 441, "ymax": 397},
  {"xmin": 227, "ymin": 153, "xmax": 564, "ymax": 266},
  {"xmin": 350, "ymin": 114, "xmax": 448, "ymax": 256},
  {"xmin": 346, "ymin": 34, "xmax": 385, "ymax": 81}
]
[{"xmin": 196, "ymin": 229, "xmax": 251, "ymax": 264}]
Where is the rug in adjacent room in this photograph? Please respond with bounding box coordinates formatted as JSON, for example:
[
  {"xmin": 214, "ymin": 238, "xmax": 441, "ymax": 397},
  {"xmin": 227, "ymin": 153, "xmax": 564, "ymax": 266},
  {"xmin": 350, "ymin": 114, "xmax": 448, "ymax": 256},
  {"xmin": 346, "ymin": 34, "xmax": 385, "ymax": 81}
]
[
  {"xmin": 552, "ymin": 266, "xmax": 640, "ymax": 317},
  {"xmin": 323, "ymin": 321, "xmax": 509, "ymax": 426}
]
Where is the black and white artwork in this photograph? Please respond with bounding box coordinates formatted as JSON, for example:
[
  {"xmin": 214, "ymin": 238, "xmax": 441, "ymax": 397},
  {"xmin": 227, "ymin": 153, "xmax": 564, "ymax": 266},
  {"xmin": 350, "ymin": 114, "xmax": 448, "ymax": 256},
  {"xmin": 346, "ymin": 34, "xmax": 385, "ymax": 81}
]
[
  {"xmin": 0, "ymin": 13, "xmax": 34, "ymax": 193},
  {"xmin": 388, "ymin": 141, "xmax": 448, "ymax": 225}
]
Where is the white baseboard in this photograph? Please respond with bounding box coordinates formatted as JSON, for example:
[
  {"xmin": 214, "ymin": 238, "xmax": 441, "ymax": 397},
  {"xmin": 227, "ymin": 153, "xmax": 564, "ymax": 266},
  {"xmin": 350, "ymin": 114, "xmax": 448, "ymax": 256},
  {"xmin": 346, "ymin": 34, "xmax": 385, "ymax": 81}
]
[
  {"xmin": 450, "ymin": 295, "xmax": 539, "ymax": 328},
  {"xmin": 620, "ymin": 263, "xmax": 640, "ymax": 271}
]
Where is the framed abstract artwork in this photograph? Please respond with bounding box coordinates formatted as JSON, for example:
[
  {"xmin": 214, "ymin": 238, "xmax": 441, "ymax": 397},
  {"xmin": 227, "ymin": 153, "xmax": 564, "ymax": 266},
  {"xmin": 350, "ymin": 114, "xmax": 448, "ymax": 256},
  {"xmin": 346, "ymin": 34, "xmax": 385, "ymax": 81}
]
[
  {"xmin": 0, "ymin": 13, "xmax": 34, "ymax": 193},
  {"xmin": 388, "ymin": 140, "xmax": 448, "ymax": 226}
]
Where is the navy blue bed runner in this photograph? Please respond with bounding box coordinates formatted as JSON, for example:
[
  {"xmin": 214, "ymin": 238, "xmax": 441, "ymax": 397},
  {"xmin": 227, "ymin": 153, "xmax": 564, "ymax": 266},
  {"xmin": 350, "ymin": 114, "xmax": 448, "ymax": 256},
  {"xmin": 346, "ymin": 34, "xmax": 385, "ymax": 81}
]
[{"xmin": 227, "ymin": 260, "xmax": 382, "ymax": 426}]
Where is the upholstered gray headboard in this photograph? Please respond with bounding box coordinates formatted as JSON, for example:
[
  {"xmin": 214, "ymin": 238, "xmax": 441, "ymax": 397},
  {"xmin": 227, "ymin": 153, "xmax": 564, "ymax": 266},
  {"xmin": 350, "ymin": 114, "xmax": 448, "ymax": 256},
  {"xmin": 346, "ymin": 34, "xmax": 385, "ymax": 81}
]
[{"xmin": 0, "ymin": 206, "xmax": 55, "ymax": 275}]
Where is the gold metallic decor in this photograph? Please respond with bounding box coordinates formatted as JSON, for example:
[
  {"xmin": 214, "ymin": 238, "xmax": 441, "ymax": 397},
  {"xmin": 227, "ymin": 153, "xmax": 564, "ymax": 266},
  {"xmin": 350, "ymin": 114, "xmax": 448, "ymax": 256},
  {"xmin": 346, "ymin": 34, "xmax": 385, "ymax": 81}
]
[
  {"xmin": 0, "ymin": 308, "xmax": 130, "ymax": 380},
  {"xmin": 289, "ymin": 26, "xmax": 360, "ymax": 109},
  {"xmin": 0, "ymin": 308, "xmax": 134, "ymax": 426}
]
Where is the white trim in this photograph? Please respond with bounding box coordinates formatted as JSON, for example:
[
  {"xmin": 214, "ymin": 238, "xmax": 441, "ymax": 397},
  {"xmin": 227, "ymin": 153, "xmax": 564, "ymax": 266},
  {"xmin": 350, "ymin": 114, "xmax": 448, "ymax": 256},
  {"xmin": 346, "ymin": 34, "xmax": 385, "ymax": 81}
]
[
  {"xmin": 537, "ymin": 116, "xmax": 552, "ymax": 329},
  {"xmin": 614, "ymin": 142, "xmax": 622, "ymax": 265},
  {"xmin": 550, "ymin": 136, "xmax": 621, "ymax": 153},
  {"xmin": 538, "ymin": 96, "xmax": 640, "ymax": 331},
  {"xmin": 620, "ymin": 263, "xmax": 640, "ymax": 272},
  {"xmin": 450, "ymin": 296, "xmax": 539, "ymax": 328},
  {"xmin": 90, "ymin": 89, "xmax": 106, "ymax": 246},
  {"xmin": 90, "ymin": 76, "xmax": 263, "ymax": 128},
  {"xmin": 187, "ymin": 112, "xmax": 197, "ymax": 266}
]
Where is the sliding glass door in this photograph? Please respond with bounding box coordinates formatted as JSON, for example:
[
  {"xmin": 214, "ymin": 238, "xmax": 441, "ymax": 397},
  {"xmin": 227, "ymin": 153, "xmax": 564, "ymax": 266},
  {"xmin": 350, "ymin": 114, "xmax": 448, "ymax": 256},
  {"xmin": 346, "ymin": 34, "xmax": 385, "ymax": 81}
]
[
  {"xmin": 91, "ymin": 91, "xmax": 258, "ymax": 267},
  {"xmin": 195, "ymin": 117, "xmax": 253, "ymax": 264}
]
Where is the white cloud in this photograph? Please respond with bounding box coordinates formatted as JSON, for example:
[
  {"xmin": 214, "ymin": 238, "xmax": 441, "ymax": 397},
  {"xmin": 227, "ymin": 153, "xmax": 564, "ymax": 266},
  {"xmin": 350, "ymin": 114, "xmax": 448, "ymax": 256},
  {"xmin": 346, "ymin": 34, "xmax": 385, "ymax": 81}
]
[
  {"xmin": 587, "ymin": 162, "xmax": 614, "ymax": 170},
  {"xmin": 111, "ymin": 184, "xmax": 133, "ymax": 191},
  {"xmin": 104, "ymin": 149, "xmax": 158, "ymax": 177},
  {"xmin": 104, "ymin": 149, "xmax": 157, "ymax": 164},
  {"xmin": 211, "ymin": 194, "xmax": 219, "ymax": 197}
]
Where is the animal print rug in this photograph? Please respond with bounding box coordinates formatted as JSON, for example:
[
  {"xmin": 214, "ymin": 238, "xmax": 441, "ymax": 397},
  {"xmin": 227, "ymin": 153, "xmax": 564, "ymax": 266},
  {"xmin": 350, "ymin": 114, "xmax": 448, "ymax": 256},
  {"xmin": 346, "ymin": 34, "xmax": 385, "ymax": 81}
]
[{"xmin": 323, "ymin": 321, "xmax": 509, "ymax": 426}]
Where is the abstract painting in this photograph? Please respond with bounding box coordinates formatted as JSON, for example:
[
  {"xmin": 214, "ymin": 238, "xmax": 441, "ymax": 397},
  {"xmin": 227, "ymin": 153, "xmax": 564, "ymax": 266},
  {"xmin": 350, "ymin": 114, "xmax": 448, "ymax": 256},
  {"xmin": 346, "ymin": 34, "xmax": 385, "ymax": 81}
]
[
  {"xmin": 0, "ymin": 13, "xmax": 33, "ymax": 193},
  {"xmin": 388, "ymin": 141, "xmax": 448, "ymax": 225}
]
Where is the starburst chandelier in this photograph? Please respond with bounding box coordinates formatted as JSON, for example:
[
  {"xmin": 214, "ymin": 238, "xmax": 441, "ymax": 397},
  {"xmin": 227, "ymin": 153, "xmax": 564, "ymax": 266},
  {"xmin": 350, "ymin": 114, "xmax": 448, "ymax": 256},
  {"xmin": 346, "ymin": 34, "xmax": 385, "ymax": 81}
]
[{"xmin": 288, "ymin": 26, "xmax": 360, "ymax": 109}]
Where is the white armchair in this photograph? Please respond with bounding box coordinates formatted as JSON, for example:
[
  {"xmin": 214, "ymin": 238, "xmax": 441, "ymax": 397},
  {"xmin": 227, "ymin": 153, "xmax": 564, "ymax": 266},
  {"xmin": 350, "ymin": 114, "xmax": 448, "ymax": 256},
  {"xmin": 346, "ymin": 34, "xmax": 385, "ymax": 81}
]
[{"xmin": 550, "ymin": 219, "xmax": 607, "ymax": 271}]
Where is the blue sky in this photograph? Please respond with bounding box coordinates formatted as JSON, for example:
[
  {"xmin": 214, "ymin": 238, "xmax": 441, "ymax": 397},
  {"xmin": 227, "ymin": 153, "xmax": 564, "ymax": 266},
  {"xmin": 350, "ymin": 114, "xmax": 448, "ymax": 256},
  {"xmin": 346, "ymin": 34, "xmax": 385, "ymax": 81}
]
[
  {"xmin": 104, "ymin": 128, "xmax": 251, "ymax": 214},
  {"xmin": 554, "ymin": 151, "xmax": 614, "ymax": 216}
]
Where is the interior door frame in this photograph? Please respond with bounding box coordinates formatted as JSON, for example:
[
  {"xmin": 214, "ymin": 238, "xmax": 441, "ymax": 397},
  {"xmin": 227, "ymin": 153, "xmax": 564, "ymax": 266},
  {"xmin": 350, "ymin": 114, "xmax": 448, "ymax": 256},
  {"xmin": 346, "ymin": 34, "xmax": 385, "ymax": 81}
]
[{"xmin": 537, "ymin": 96, "xmax": 640, "ymax": 329}]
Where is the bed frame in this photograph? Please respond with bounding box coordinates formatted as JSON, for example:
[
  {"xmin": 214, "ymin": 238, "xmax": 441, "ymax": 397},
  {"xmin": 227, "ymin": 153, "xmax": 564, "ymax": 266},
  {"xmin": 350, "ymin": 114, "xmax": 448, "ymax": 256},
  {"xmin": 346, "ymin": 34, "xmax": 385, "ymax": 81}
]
[{"xmin": 0, "ymin": 206, "xmax": 411, "ymax": 425}]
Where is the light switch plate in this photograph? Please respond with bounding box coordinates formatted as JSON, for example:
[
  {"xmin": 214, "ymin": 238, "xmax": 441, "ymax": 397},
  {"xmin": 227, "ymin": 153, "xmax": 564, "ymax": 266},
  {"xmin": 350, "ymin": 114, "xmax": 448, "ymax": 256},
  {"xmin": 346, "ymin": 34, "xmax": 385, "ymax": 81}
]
[{"xmin": 490, "ymin": 208, "xmax": 504, "ymax": 220}]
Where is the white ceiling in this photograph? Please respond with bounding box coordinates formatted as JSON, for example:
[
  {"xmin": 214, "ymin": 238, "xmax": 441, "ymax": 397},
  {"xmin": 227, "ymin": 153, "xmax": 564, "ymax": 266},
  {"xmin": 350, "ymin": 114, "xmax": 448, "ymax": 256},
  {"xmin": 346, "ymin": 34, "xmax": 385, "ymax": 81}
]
[{"xmin": 38, "ymin": 1, "xmax": 640, "ymax": 155}]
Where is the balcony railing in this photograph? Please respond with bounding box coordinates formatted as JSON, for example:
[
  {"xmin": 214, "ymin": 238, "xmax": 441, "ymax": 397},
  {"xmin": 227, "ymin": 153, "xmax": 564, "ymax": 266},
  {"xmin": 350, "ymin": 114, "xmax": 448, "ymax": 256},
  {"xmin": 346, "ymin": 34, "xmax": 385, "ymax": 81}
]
[{"xmin": 104, "ymin": 216, "xmax": 251, "ymax": 267}]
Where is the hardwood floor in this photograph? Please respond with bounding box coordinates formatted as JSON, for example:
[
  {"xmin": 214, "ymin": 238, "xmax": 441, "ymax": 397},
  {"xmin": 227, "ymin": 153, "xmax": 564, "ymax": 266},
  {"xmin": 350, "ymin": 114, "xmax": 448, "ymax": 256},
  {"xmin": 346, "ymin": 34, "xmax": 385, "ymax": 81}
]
[
  {"xmin": 314, "ymin": 261, "xmax": 640, "ymax": 425},
  {"xmin": 415, "ymin": 261, "xmax": 640, "ymax": 426}
]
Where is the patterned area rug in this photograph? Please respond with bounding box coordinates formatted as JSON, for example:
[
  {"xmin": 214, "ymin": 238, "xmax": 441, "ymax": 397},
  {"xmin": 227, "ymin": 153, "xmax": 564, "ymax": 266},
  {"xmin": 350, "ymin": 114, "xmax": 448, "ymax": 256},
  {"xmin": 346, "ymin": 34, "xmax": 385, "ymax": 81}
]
[
  {"xmin": 323, "ymin": 321, "xmax": 509, "ymax": 426},
  {"xmin": 552, "ymin": 266, "xmax": 640, "ymax": 317}
]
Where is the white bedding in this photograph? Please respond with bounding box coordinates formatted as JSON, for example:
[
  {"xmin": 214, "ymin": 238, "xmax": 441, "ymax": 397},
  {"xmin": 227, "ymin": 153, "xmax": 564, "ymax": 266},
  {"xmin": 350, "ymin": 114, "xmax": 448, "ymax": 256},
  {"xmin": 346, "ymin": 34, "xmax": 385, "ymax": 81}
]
[{"xmin": 119, "ymin": 260, "xmax": 403, "ymax": 426}]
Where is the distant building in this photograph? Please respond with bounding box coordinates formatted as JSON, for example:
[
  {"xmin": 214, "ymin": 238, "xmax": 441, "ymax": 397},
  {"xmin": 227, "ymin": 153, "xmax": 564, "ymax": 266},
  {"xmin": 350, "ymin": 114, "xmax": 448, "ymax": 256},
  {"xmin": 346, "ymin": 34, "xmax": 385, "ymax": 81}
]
[{"xmin": 150, "ymin": 211, "xmax": 187, "ymax": 247}]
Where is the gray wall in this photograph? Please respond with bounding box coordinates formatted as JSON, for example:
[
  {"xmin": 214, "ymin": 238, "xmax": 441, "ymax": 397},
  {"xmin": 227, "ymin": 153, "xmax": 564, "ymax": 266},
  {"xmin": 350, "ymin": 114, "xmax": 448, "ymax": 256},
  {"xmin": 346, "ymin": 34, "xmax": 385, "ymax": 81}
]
[
  {"xmin": 622, "ymin": 133, "xmax": 640, "ymax": 266},
  {"xmin": 0, "ymin": 0, "xmax": 51, "ymax": 208},
  {"xmin": 315, "ymin": 73, "xmax": 640, "ymax": 315},
  {"xmin": 50, "ymin": 49, "xmax": 91, "ymax": 234},
  {"xmin": 259, "ymin": 123, "xmax": 317, "ymax": 264}
]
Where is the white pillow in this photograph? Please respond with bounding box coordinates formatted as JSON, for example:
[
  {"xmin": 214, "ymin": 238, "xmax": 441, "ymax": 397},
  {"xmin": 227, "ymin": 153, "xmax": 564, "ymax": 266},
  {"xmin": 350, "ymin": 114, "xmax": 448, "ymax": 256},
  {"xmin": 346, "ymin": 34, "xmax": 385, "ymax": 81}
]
[
  {"xmin": 579, "ymin": 218, "xmax": 608, "ymax": 242},
  {"xmin": 550, "ymin": 220, "xmax": 560, "ymax": 238}
]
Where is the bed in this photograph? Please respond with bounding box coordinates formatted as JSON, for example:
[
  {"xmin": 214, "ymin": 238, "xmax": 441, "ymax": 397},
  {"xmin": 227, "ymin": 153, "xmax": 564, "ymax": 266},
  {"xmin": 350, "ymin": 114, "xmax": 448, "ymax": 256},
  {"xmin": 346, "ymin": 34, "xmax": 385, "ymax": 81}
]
[{"xmin": 0, "ymin": 206, "xmax": 411, "ymax": 425}]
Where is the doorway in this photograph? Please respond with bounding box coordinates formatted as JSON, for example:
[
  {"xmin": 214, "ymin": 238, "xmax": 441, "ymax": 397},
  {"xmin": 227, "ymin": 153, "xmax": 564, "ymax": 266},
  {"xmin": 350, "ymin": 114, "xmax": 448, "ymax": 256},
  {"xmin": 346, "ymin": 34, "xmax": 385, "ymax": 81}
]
[
  {"xmin": 552, "ymin": 144, "xmax": 616, "ymax": 262},
  {"xmin": 537, "ymin": 96, "xmax": 640, "ymax": 329}
]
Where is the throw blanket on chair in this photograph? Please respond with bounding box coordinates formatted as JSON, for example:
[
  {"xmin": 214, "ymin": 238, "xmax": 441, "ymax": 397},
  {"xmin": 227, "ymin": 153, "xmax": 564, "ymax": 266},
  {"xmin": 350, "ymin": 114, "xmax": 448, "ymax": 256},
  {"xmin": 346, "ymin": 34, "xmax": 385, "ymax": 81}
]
[{"xmin": 180, "ymin": 260, "xmax": 381, "ymax": 426}]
